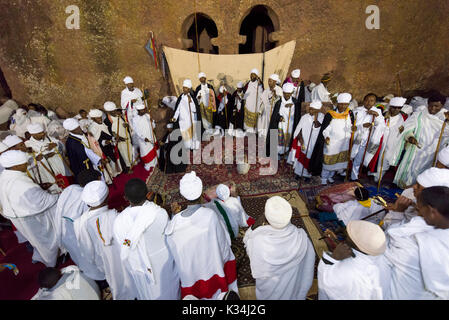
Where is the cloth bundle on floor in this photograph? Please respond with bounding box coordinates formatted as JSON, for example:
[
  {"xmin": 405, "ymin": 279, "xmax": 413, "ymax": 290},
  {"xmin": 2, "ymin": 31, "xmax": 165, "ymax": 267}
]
[{"xmin": 315, "ymin": 182, "xmax": 362, "ymax": 212}]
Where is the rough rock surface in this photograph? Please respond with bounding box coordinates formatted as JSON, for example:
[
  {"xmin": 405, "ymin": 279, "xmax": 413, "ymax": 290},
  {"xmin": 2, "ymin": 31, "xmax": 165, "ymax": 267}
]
[{"xmin": 0, "ymin": 0, "xmax": 448, "ymax": 114}]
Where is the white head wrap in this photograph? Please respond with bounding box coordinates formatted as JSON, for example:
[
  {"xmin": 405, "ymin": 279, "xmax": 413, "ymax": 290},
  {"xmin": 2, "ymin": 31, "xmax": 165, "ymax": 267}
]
[
  {"xmin": 0, "ymin": 142, "xmax": 8, "ymax": 153},
  {"xmin": 269, "ymin": 74, "xmax": 280, "ymax": 83},
  {"xmin": 383, "ymin": 94, "xmax": 394, "ymax": 102},
  {"xmin": 3, "ymin": 135, "xmax": 23, "ymax": 148},
  {"xmin": 309, "ymin": 82, "xmax": 317, "ymax": 89},
  {"xmin": 103, "ymin": 101, "xmax": 117, "ymax": 112},
  {"xmin": 389, "ymin": 97, "xmax": 407, "ymax": 107},
  {"xmin": 198, "ymin": 72, "xmax": 206, "ymax": 79},
  {"xmin": 437, "ymin": 146, "xmax": 449, "ymax": 167},
  {"xmin": 63, "ymin": 118, "xmax": 80, "ymax": 131},
  {"xmin": 135, "ymin": 102, "xmax": 146, "ymax": 110},
  {"xmin": 337, "ymin": 93, "xmax": 352, "ymax": 104},
  {"xmin": 82, "ymin": 180, "xmax": 109, "ymax": 207},
  {"xmin": 282, "ymin": 83, "xmax": 294, "ymax": 94},
  {"xmin": 291, "ymin": 69, "xmax": 301, "ymax": 78},
  {"xmin": 236, "ymin": 81, "xmax": 244, "ymax": 89},
  {"xmin": 179, "ymin": 171, "xmax": 203, "ymax": 201},
  {"xmin": 216, "ymin": 184, "xmax": 230, "ymax": 201},
  {"xmin": 401, "ymin": 104, "xmax": 413, "ymax": 115},
  {"xmin": 89, "ymin": 109, "xmax": 103, "ymax": 118},
  {"xmin": 123, "ymin": 76, "xmax": 134, "ymax": 84},
  {"xmin": 417, "ymin": 168, "xmax": 449, "ymax": 188},
  {"xmin": 0, "ymin": 150, "xmax": 28, "ymax": 168},
  {"xmin": 346, "ymin": 220, "xmax": 386, "ymax": 256},
  {"xmin": 410, "ymin": 96, "xmax": 428, "ymax": 109},
  {"xmin": 250, "ymin": 68, "xmax": 259, "ymax": 76},
  {"xmin": 310, "ymin": 100, "xmax": 322, "ymax": 110},
  {"xmin": 183, "ymin": 79, "xmax": 192, "ymax": 89},
  {"xmin": 27, "ymin": 123, "xmax": 44, "ymax": 134},
  {"xmin": 265, "ymin": 196, "xmax": 292, "ymax": 229}
]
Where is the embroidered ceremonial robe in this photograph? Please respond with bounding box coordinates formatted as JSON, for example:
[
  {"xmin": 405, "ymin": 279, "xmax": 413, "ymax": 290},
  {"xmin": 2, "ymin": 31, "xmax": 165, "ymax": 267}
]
[
  {"xmin": 258, "ymin": 86, "xmax": 283, "ymax": 138},
  {"xmin": 243, "ymin": 80, "xmax": 263, "ymax": 132},
  {"xmin": 195, "ymin": 83, "xmax": 216, "ymax": 130}
]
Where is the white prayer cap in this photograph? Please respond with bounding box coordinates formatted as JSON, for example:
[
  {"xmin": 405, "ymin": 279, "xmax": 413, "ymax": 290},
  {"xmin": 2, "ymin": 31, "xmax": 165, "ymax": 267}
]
[
  {"xmin": 346, "ymin": 220, "xmax": 386, "ymax": 256},
  {"xmin": 82, "ymin": 180, "xmax": 109, "ymax": 207},
  {"xmin": 337, "ymin": 93, "xmax": 352, "ymax": 104},
  {"xmin": 291, "ymin": 69, "xmax": 301, "ymax": 78},
  {"xmin": 180, "ymin": 171, "xmax": 203, "ymax": 201},
  {"xmin": 123, "ymin": 76, "xmax": 134, "ymax": 84},
  {"xmin": 250, "ymin": 68, "xmax": 259, "ymax": 76},
  {"xmin": 89, "ymin": 109, "xmax": 103, "ymax": 118},
  {"xmin": 27, "ymin": 123, "xmax": 44, "ymax": 134},
  {"xmin": 135, "ymin": 102, "xmax": 146, "ymax": 110},
  {"xmin": 219, "ymin": 86, "xmax": 227, "ymax": 94},
  {"xmin": 401, "ymin": 104, "xmax": 413, "ymax": 115},
  {"xmin": 216, "ymin": 184, "xmax": 230, "ymax": 201},
  {"xmin": 389, "ymin": 97, "xmax": 407, "ymax": 107},
  {"xmin": 0, "ymin": 150, "xmax": 28, "ymax": 168},
  {"xmin": 310, "ymin": 100, "xmax": 322, "ymax": 110},
  {"xmin": 3, "ymin": 135, "xmax": 23, "ymax": 148},
  {"xmin": 282, "ymin": 83, "xmax": 294, "ymax": 94},
  {"xmin": 183, "ymin": 79, "xmax": 192, "ymax": 89},
  {"xmin": 437, "ymin": 146, "xmax": 449, "ymax": 167},
  {"xmin": 236, "ymin": 81, "xmax": 244, "ymax": 89},
  {"xmin": 383, "ymin": 94, "xmax": 394, "ymax": 102},
  {"xmin": 265, "ymin": 196, "xmax": 292, "ymax": 229},
  {"xmin": 309, "ymin": 82, "xmax": 317, "ymax": 89},
  {"xmin": 269, "ymin": 74, "xmax": 280, "ymax": 83},
  {"xmin": 416, "ymin": 167, "xmax": 449, "ymax": 188},
  {"xmin": 198, "ymin": 72, "xmax": 206, "ymax": 79},
  {"xmin": 103, "ymin": 101, "xmax": 117, "ymax": 112},
  {"xmin": 63, "ymin": 118, "xmax": 80, "ymax": 131},
  {"xmin": 0, "ymin": 142, "xmax": 8, "ymax": 153}
]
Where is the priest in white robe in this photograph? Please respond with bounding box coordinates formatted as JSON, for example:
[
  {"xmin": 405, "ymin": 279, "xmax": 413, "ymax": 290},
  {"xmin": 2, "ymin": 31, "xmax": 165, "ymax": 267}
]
[
  {"xmin": 194, "ymin": 72, "xmax": 216, "ymax": 131},
  {"xmin": 436, "ymin": 145, "xmax": 449, "ymax": 169},
  {"xmin": 393, "ymin": 95, "xmax": 449, "ymax": 188},
  {"xmin": 120, "ymin": 76, "xmax": 144, "ymax": 124},
  {"xmin": 288, "ymin": 100, "xmax": 324, "ymax": 179},
  {"xmin": 75, "ymin": 180, "xmax": 136, "ymax": 300},
  {"xmin": 0, "ymin": 150, "xmax": 59, "ymax": 267},
  {"xmin": 114, "ymin": 178, "xmax": 180, "ymax": 300},
  {"xmin": 165, "ymin": 171, "xmax": 238, "ymax": 299},
  {"xmin": 311, "ymin": 75, "xmax": 332, "ymax": 103},
  {"xmin": 257, "ymin": 74, "xmax": 283, "ymax": 138},
  {"xmin": 350, "ymin": 93, "xmax": 386, "ymax": 181},
  {"xmin": 243, "ymin": 196, "xmax": 315, "ymax": 300},
  {"xmin": 318, "ymin": 220, "xmax": 387, "ymax": 300},
  {"xmin": 9, "ymin": 108, "xmax": 31, "ymax": 139},
  {"xmin": 243, "ymin": 69, "xmax": 264, "ymax": 133}
]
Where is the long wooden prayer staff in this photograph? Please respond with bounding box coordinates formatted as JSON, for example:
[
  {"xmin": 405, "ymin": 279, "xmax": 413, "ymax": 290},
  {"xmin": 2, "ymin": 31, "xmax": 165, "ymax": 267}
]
[
  {"xmin": 433, "ymin": 119, "xmax": 448, "ymax": 167},
  {"xmin": 377, "ymin": 117, "xmax": 390, "ymax": 191},
  {"xmin": 299, "ymin": 112, "xmax": 317, "ymax": 184},
  {"xmin": 358, "ymin": 114, "xmax": 376, "ymax": 178},
  {"xmin": 345, "ymin": 114, "xmax": 357, "ymax": 182}
]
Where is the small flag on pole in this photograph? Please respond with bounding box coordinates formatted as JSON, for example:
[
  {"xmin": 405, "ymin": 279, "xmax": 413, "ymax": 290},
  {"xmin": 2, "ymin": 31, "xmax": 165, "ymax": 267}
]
[{"xmin": 145, "ymin": 31, "xmax": 159, "ymax": 69}]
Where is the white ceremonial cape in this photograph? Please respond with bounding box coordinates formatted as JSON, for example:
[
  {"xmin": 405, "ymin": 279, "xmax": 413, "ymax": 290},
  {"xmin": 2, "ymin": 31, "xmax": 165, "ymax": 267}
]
[
  {"xmin": 243, "ymin": 80, "xmax": 263, "ymax": 132},
  {"xmin": 121, "ymin": 87, "xmax": 143, "ymax": 123},
  {"xmin": 288, "ymin": 113, "xmax": 324, "ymax": 177},
  {"xmin": 0, "ymin": 169, "xmax": 59, "ymax": 267},
  {"xmin": 393, "ymin": 108, "xmax": 449, "ymax": 188},
  {"xmin": 243, "ymin": 224, "xmax": 316, "ymax": 300},
  {"xmin": 318, "ymin": 250, "xmax": 384, "ymax": 300},
  {"xmin": 173, "ymin": 94, "xmax": 200, "ymax": 150},
  {"xmin": 131, "ymin": 113, "xmax": 158, "ymax": 171},
  {"xmin": 165, "ymin": 205, "xmax": 238, "ymax": 299},
  {"xmin": 113, "ymin": 201, "xmax": 180, "ymax": 300},
  {"xmin": 258, "ymin": 86, "xmax": 283, "ymax": 137},
  {"xmin": 333, "ymin": 199, "xmax": 385, "ymax": 225},
  {"xmin": 31, "ymin": 266, "xmax": 100, "ymax": 300},
  {"xmin": 311, "ymin": 83, "xmax": 331, "ymax": 103},
  {"xmin": 350, "ymin": 106, "xmax": 386, "ymax": 166}
]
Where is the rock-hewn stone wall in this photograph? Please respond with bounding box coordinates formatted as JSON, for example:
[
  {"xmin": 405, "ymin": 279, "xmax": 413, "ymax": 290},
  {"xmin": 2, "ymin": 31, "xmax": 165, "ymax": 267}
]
[{"xmin": 1, "ymin": 0, "xmax": 448, "ymax": 113}]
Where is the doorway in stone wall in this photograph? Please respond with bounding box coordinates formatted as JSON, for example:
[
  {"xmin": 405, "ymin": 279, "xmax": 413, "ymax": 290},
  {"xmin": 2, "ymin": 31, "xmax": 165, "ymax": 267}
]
[
  {"xmin": 182, "ymin": 12, "xmax": 219, "ymax": 54},
  {"xmin": 0, "ymin": 67, "xmax": 11, "ymax": 98},
  {"xmin": 239, "ymin": 5, "xmax": 279, "ymax": 54}
]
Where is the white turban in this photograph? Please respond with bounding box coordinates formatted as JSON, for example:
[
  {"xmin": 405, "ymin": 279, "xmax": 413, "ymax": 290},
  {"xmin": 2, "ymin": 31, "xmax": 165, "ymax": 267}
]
[
  {"xmin": 269, "ymin": 74, "xmax": 280, "ymax": 83},
  {"xmin": 337, "ymin": 93, "xmax": 352, "ymax": 104},
  {"xmin": 183, "ymin": 79, "xmax": 192, "ymax": 89},
  {"xmin": 0, "ymin": 150, "xmax": 28, "ymax": 168},
  {"xmin": 309, "ymin": 82, "xmax": 317, "ymax": 89},
  {"xmin": 135, "ymin": 102, "xmax": 146, "ymax": 110},
  {"xmin": 310, "ymin": 100, "xmax": 322, "ymax": 110},
  {"xmin": 180, "ymin": 171, "xmax": 203, "ymax": 201},
  {"xmin": 3, "ymin": 135, "xmax": 23, "ymax": 148},
  {"xmin": 89, "ymin": 109, "xmax": 103, "ymax": 118},
  {"xmin": 265, "ymin": 196, "xmax": 292, "ymax": 229},
  {"xmin": 282, "ymin": 83, "xmax": 294, "ymax": 94},
  {"xmin": 346, "ymin": 220, "xmax": 386, "ymax": 256},
  {"xmin": 383, "ymin": 94, "xmax": 394, "ymax": 102},
  {"xmin": 389, "ymin": 97, "xmax": 407, "ymax": 107},
  {"xmin": 198, "ymin": 72, "xmax": 206, "ymax": 79},
  {"xmin": 219, "ymin": 86, "xmax": 227, "ymax": 94},
  {"xmin": 250, "ymin": 68, "xmax": 259, "ymax": 76},
  {"xmin": 437, "ymin": 146, "xmax": 449, "ymax": 167},
  {"xmin": 27, "ymin": 123, "xmax": 44, "ymax": 134},
  {"xmin": 417, "ymin": 167, "xmax": 449, "ymax": 188},
  {"xmin": 401, "ymin": 104, "xmax": 413, "ymax": 115},
  {"xmin": 0, "ymin": 142, "xmax": 8, "ymax": 153},
  {"xmin": 82, "ymin": 180, "xmax": 109, "ymax": 207},
  {"xmin": 63, "ymin": 118, "xmax": 80, "ymax": 131},
  {"xmin": 103, "ymin": 101, "xmax": 117, "ymax": 112},
  {"xmin": 236, "ymin": 82, "xmax": 244, "ymax": 89},
  {"xmin": 291, "ymin": 69, "xmax": 301, "ymax": 78},
  {"xmin": 216, "ymin": 184, "xmax": 230, "ymax": 201},
  {"xmin": 123, "ymin": 76, "xmax": 134, "ymax": 84},
  {"xmin": 410, "ymin": 96, "xmax": 428, "ymax": 108}
]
